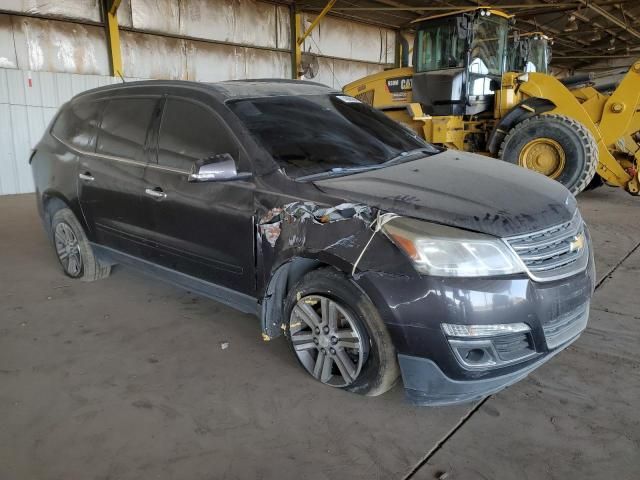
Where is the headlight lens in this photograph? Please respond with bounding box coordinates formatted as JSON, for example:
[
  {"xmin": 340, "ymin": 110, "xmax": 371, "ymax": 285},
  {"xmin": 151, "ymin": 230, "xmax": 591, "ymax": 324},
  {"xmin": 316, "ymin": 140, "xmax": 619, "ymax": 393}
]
[{"xmin": 382, "ymin": 217, "xmax": 525, "ymax": 277}]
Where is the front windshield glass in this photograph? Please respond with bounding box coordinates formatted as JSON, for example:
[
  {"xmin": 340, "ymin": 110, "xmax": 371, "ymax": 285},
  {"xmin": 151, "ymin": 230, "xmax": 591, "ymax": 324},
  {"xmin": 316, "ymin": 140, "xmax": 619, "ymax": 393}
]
[
  {"xmin": 527, "ymin": 38, "xmax": 549, "ymax": 74},
  {"xmin": 509, "ymin": 37, "xmax": 549, "ymax": 74},
  {"xmin": 470, "ymin": 16, "xmax": 508, "ymax": 77},
  {"xmin": 415, "ymin": 18, "xmax": 465, "ymax": 72},
  {"xmin": 228, "ymin": 94, "xmax": 434, "ymax": 179}
]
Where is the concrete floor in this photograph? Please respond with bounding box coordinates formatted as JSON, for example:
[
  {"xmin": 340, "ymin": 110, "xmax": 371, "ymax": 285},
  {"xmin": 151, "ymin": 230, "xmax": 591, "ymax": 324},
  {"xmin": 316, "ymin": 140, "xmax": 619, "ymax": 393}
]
[{"xmin": 0, "ymin": 188, "xmax": 638, "ymax": 480}]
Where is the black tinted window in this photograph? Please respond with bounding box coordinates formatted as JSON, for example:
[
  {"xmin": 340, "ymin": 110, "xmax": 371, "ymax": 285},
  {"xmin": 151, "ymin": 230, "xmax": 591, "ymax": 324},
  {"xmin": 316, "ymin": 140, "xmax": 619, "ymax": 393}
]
[
  {"xmin": 52, "ymin": 100, "xmax": 103, "ymax": 150},
  {"xmin": 157, "ymin": 98, "xmax": 237, "ymax": 170},
  {"xmin": 229, "ymin": 94, "xmax": 432, "ymax": 179},
  {"xmin": 96, "ymin": 98, "xmax": 158, "ymax": 160}
]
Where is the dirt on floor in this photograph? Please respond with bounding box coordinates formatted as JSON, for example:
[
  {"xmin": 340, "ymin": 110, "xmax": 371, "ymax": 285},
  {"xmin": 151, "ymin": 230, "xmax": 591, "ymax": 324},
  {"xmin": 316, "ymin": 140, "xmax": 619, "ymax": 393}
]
[{"xmin": 0, "ymin": 187, "xmax": 638, "ymax": 480}]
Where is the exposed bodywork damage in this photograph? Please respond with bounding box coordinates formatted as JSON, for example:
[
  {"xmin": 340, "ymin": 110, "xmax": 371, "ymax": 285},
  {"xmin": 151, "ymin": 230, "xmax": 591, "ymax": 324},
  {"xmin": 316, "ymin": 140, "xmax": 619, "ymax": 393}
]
[
  {"xmin": 258, "ymin": 201, "xmax": 373, "ymax": 247},
  {"xmin": 257, "ymin": 200, "xmax": 413, "ymax": 338}
]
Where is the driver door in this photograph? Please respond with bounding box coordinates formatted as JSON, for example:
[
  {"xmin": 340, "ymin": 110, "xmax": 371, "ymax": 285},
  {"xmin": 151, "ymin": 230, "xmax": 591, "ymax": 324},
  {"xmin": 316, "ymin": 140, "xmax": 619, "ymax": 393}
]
[{"xmin": 141, "ymin": 96, "xmax": 256, "ymax": 296}]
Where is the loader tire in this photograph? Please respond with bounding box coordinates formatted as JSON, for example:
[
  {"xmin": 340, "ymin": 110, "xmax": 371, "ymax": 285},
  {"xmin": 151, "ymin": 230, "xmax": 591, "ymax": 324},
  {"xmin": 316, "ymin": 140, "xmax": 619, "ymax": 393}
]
[{"xmin": 499, "ymin": 114, "xmax": 598, "ymax": 195}]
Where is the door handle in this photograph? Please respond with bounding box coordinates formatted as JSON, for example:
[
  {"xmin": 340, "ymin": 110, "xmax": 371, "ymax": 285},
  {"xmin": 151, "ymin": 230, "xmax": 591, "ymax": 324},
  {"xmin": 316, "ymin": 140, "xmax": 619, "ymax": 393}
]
[
  {"xmin": 78, "ymin": 172, "xmax": 95, "ymax": 182},
  {"xmin": 145, "ymin": 187, "xmax": 167, "ymax": 199}
]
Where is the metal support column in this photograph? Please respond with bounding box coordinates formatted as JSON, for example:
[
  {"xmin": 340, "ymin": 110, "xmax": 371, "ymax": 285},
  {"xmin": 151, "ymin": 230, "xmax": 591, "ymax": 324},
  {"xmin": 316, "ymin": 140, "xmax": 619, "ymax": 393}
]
[
  {"xmin": 104, "ymin": 0, "xmax": 123, "ymax": 78},
  {"xmin": 293, "ymin": 0, "xmax": 337, "ymax": 79}
]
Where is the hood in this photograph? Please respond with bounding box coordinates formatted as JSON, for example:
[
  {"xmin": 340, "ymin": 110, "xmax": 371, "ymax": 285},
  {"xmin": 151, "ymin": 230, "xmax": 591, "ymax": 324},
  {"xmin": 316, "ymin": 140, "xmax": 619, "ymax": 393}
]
[{"xmin": 314, "ymin": 150, "xmax": 577, "ymax": 237}]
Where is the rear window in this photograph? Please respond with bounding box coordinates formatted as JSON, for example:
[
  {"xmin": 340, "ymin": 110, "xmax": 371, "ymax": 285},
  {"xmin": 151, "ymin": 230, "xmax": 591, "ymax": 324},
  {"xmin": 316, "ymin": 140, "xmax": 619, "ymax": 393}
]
[
  {"xmin": 228, "ymin": 94, "xmax": 432, "ymax": 179},
  {"xmin": 96, "ymin": 98, "xmax": 158, "ymax": 160},
  {"xmin": 51, "ymin": 100, "xmax": 104, "ymax": 150}
]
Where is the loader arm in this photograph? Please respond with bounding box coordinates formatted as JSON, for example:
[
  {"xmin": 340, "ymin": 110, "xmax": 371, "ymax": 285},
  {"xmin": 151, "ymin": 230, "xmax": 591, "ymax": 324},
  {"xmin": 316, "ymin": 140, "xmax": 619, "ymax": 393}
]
[
  {"xmin": 599, "ymin": 62, "xmax": 640, "ymax": 168},
  {"xmin": 518, "ymin": 72, "xmax": 636, "ymax": 192}
]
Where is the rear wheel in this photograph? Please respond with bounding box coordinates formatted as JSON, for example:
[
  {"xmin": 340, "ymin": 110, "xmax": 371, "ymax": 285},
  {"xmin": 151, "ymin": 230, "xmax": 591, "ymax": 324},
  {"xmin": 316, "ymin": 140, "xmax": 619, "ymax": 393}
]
[
  {"xmin": 50, "ymin": 208, "xmax": 111, "ymax": 282},
  {"xmin": 499, "ymin": 114, "xmax": 598, "ymax": 195},
  {"xmin": 284, "ymin": 268, "xmax": 399, "ymax": 396}
]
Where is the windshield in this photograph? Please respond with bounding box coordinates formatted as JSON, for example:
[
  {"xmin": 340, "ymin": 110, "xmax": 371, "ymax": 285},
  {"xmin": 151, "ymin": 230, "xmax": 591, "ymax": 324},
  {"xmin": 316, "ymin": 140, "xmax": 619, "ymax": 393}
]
[
  {"xmin": 415, "ymin": 17, "xmax": 465, "ymax": 72},
  {"xmin": 509, "ymin": 36, "xmax": 549, "ymax": 74},
  {"xmin": 228, "ymin": 94, "xmax": 434, "ymax": 179},
  {"xmin": 526, "ymin": 38, "xmax": 549, "ymax": 73},
  {"xmin": 469, "ymin": 15, "xmax": 508, "ymax": 77}
]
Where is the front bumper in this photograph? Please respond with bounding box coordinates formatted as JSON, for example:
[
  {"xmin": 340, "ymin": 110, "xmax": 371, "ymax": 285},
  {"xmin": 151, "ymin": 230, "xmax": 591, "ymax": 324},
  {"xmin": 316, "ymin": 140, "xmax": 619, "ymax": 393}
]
[
  {"xmin": 398, "ymin": 334, "xmax": 577, "ymax": 406},
  {"xmin": 355, "ymin": 248, "xmax": 595, "ymax": 406}
]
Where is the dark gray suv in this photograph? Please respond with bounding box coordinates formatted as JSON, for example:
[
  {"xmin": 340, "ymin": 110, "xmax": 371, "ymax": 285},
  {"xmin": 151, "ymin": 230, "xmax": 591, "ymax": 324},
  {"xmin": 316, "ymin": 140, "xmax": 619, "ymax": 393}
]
[{"xmin": 30, "ymin": 79, "xmax": 595, "ymax": 405}]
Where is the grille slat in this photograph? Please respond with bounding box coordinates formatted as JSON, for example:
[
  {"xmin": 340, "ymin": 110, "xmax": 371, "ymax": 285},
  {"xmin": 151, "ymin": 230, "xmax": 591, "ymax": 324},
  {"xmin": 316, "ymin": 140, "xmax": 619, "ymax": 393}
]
[
  {"xmin": 504, "ymin": 211, "xmax": 589, "ymax": 282},
  {"xmin": 493, "ymin": 333, "xmax": 535, "ymax": 362},
  {"xmin": 543, "ymin": 301, "xmax": 590, "ymax": 349}
]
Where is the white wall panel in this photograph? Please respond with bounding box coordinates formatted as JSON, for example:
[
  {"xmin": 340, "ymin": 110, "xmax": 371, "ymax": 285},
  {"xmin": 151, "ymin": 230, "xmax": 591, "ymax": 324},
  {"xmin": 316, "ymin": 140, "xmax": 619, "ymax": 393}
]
[
  {"xmin": 131, "ymin": 0, "xmax": 280, "ymax": 49},
  {"xmin": 117, "ymin": 0, "xmax": 134, "ymax": 28},
  {"xmin": 0, "ymin": 0, "xmax": 102, "ymax": 23},
  {"xmin": 0, "ymin": 15, "xmax": 18, "ymax": 69},
  {"xmin": 302, "ymin": 14, "xmax": 395, "ymax": 66},
  {"xmin": 121, "ymin": 30, "xmax": 187, "ymax": 80},
  {"xmin": 276, "ymin": 5, "xmax": 291, "ymax": 50},
  {"xmin": 312, "ymin": 57, "xmax": 384, "ymax": 90},
  {"xmin": 0, "ymin": 69, "xmax": 122, "ymax": 195},
  {"xmin": 245, "ymin": 49, "xmax": 290, "ymax": 79},
  {"xmin": 131, "ymin": 0, "xmax": 180, "ymax": 35},
  {"xmin": 11, "ymin": 16, "xmax": 110, "ymax": 75},
  {"xmin": 185, "ymin": 41, "xmax": 245, "ymax": 82}
]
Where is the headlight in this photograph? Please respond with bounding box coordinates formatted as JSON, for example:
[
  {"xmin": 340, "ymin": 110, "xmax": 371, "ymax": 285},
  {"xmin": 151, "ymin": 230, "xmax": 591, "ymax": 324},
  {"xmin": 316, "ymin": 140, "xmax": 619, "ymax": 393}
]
[{"xmin": 382, "ymin": 217, "xmax": 525, "ymax": 277}]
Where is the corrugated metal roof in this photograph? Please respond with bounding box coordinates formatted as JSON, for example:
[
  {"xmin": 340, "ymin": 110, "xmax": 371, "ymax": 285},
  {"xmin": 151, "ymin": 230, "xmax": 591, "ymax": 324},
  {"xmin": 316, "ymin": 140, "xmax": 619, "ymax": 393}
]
[{"xmin": 0, "ymin": 68, "xmax": 123, "ymax": 195}]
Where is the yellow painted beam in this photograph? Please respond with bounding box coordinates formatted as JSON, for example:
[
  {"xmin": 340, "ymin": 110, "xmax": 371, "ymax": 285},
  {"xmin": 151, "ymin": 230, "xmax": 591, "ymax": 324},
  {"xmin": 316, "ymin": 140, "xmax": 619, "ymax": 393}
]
[
  {"xmin": 294, "ymin": 0, "xmax": 336, "ymax": 78},
  {"xmin": 105, "ymin": 1, "xmax": 123, "ymax": 78},
  {"xmin": 109, "ymin": 0, "xmax": 121, "ymax": 15},
  {"xmin": 297, "ymin": 0, "xmax": 337, "ymax": 46},
  {"xmin": 294, "ymin": 12, "xmax": 302, "ymax": 78}
]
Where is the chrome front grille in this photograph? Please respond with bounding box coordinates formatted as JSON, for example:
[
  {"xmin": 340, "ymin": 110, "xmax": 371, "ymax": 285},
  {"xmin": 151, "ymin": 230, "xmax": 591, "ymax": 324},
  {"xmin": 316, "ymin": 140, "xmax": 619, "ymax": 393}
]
[
  {"xmin": 504, "ymin": 211, "xmax": 589, "ymax": 282},
  {"xmin": 543, "ymin": 301, "xmax": 589, "ymax": 349}
]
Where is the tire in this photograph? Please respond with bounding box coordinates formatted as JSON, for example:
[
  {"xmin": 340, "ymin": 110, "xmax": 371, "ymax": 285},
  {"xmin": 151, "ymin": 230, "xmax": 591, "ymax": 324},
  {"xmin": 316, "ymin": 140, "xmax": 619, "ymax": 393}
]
[
  {"xmin": 498, "ymin": 114, "xmax": 598, "ymax": 195},
  {"xmin": 50, "ymin": 207, "xmax": 111, "ymax": 282},
  {"xmin": 283, "ymin": 267, "xmax": 399, "ymax": 396}
]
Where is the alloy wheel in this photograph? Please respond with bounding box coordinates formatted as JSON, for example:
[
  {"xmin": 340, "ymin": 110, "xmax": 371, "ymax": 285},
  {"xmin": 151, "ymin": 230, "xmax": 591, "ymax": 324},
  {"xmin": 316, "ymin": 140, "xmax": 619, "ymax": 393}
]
[
  {"xmin": 289, "ymin": 295, "xmax": 367, "ymax": 387},
  {"xmin": 54, "ymin": 222, "xmax": 83, "ymax": 277}
]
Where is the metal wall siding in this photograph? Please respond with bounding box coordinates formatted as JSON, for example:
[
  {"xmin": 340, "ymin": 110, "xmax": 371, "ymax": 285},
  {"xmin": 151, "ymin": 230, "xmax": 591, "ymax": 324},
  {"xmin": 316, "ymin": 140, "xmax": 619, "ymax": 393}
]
[
  {"xmin": 302, "ymin": 13, "xmax": 395, "ymax": 66},
  {"xmin": 0, "ymin": 0, "xmax": 102, "ymax": 23},
  {"xmin": 0, "ymin": 14, "xmax": 18, "ymax": 69},
  {"xmin": 0, "ymin": 69, "xmax": 123, "ymax": 195},
  {"xmin": 11, "ymin": 16, "xmax": 111, "ymax": 75}
]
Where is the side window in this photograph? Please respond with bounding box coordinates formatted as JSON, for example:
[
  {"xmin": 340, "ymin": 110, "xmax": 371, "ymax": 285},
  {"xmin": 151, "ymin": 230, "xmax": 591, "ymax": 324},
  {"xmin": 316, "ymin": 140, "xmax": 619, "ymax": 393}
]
[
  {"xmin": 96, "ymin": 98, "xmax": 158, "ymax": 160},
  {"xmin": 157, "ymin": 98, "xmax": 238, "ymax": 171},
  {"xmin": 51, "ymin": 100, "xmax": 103, "ymax": 150}
]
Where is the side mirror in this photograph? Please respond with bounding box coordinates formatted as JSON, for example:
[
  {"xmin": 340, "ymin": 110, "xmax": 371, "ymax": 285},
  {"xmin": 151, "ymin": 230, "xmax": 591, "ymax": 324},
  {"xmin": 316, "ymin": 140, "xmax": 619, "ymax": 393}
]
[{"xmin": 188, "ymin": 153, "xmax": 251, "ymax": 182}]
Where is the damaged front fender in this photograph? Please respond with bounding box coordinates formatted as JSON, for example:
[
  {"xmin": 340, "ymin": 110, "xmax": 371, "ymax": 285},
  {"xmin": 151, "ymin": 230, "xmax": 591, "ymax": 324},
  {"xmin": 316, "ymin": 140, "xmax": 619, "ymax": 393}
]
[{"xmin": 256, "ymin": 200, "xmax": 415, "ymax": 339}]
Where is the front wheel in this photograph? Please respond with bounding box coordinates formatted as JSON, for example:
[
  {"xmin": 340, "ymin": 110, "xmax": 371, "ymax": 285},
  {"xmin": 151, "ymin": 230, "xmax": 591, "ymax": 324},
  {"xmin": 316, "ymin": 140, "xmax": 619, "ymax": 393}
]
[
  {"xmin": 50, "ymin": 207, "xmax": 111, "ymax": 281},
  {"xmin": 284, "ymin": 268, "xmax": 399, "ymax": 396},
  {"xmin": 498, "ymin": 114, "xmax": 599, "ymax": 195}
]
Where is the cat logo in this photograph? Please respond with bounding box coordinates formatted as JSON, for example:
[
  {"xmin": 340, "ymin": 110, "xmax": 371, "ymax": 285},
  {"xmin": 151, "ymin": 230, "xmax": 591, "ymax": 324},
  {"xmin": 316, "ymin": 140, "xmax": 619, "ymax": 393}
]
[{"xmin": 569, "ymin": 232, "xmax": 585, "ymax": 253}]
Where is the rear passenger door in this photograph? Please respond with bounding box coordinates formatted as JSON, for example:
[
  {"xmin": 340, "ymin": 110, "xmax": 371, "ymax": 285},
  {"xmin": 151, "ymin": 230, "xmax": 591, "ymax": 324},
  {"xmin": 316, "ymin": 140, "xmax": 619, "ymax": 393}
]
[
  {"xmin": 140, "ymin": 96, "xmax": 255, "ymax": 295},
  {"xmin": 78, "ymin": 96, "xmax": 162, "ymax": 257}
]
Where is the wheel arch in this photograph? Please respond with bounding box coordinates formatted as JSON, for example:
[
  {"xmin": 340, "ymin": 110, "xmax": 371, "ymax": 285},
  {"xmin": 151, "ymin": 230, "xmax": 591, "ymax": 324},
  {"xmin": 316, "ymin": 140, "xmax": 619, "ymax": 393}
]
[
  {"xmin": 40, "ymin": 190, "xmax": 77, "ymax": 241},
  {"xmin": 487, "ymin": 97, "xmax": 556, "ymax": 155},
  {"xmin": 261, "ymin": 255, "xmax": 349, "ymax": 340}
]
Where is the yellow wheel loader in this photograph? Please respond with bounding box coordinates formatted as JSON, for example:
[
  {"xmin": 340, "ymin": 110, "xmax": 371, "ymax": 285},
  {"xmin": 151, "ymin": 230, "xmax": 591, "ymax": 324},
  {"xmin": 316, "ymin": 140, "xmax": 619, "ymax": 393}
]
[{"xmin": 343, "ymin": 8, "xmax": 640, "ymax": 195}]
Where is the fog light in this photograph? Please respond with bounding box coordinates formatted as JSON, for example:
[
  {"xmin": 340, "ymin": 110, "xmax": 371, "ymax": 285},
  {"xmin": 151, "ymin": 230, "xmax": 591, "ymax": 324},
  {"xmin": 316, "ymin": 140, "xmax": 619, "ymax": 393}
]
[
  {"xmin": 443, "ymin": 323, "xmax": 537, "ymax": 370},
  {"xmin": 465, "ymin": 348, "xmax": 485, "ymax": 363}
]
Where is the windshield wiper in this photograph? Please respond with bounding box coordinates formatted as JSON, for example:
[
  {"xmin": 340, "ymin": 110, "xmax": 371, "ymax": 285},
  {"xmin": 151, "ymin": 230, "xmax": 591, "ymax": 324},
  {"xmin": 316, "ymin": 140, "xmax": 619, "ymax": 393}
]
[
  {"xmin": 295, "ymin": 148, "xmax": 435, "ymax": 182},
  {"xmin": 295, "ymin": 165, "xmax": 381, "ymax": 182}
]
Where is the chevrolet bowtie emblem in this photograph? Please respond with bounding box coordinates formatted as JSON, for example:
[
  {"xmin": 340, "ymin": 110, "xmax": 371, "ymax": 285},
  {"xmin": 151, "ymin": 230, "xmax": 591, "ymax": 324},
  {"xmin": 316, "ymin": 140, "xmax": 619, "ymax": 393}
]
[{"xmin": 569, "ymin": 232, "xmax": 585, "ymax": 252}]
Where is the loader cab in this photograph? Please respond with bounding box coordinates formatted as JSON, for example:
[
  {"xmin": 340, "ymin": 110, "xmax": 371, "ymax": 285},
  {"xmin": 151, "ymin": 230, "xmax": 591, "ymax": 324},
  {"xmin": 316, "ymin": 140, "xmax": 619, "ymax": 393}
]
[
  {"xmin": 509, "ymin": 32, "xmax": 552, "ymax": 74},
  {"xmin": 412, "ymin": 8, "xmax": 510, "ymax": 116}
]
